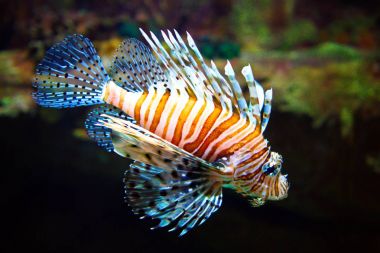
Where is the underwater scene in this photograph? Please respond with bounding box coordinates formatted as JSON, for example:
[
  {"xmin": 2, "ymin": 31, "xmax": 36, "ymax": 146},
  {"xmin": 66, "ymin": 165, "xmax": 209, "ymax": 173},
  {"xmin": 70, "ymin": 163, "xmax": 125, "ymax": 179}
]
[{"xmin": 2, "ymin": 0, "xmax": 380, "ymax": 252}]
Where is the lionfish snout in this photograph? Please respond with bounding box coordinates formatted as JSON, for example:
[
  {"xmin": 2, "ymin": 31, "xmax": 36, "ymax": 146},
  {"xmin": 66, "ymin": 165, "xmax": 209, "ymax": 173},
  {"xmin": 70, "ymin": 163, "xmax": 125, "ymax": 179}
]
[
  {"xmin": 232, "ymin": 151, "xmax": 289, "ymax": 204},
  {"xmin": 260, "ymin": 151, "xmax": 289, "ymax": 201}
]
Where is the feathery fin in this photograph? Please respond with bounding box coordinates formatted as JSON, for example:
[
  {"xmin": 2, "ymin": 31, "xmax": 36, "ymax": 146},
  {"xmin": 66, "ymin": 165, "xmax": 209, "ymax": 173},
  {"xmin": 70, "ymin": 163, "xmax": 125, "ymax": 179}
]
[
  {"xmin": 125, "ymin": 161, "xmax": 223, "ymax": 236},
  {"xmin": 98, "ymin": 114, "xmax": 223, "ymax": 174},
  {"xmin": 110, "ymin": 38, "xmax": 168, "ymax": 92},
  {"xmin": 85, "ymin": 105, "xmax": 134, "ymax": 152},
  {"xmin": 97, "ymin": 115, "xmax": 225, "ymax": 235},
  {"xmin": 33, "ymin": 34, "xmax": 109, "ymax": 108},
  {"xmin": 139, "ymin": 29, "xmax": 274, "ymax": 132}
]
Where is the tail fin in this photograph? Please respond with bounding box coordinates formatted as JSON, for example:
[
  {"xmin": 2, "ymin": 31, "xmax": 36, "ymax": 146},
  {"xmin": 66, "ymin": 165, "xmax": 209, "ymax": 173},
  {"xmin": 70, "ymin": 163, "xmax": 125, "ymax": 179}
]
[{"xmin": 32, "ymin": 35, "xmax": 110, "ymax": 108}]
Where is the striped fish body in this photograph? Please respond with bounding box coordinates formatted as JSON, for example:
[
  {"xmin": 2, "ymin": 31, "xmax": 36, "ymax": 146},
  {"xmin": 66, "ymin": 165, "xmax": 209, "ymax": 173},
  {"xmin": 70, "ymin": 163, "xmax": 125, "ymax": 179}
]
[
  {"xmin": 102, "ymin": 81, "xmax": 287, "ymax": 203},
  {"xmin": 103, "ymin": 81, "xmax": 266, "ymax": 164}
]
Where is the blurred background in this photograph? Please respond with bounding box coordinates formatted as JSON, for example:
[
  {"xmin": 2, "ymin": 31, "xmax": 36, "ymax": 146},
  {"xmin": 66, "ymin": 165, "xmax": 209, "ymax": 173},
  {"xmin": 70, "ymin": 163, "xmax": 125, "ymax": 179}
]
[{"xmin": 1, "ymin": 0, "xmax": 379, "ymax": 252}]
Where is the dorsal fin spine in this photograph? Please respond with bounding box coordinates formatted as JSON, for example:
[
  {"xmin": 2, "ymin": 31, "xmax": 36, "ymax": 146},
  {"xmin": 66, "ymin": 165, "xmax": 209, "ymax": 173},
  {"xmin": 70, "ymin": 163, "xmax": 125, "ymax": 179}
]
[
  {"xmin": 144, "ymin": 30, "xmax": 196, "ymax": 94},
  {"xmin": 184, "ymin": 33, "xmax": 227, "ymax": 109},
  {"xmin": 261, "ymin": 89, "xmax": 273, "ymax": 132},
  {"xmin": 162, "ymin": 30, "xmax": 202, "ymax": 97},
  {"xmin": 140, "ymin": 29, "xmax": 170, "ymax": 66},
  {"xmin": 224, "ymin": 61, "xmax": 250, "ymax": 120},
  {"xmin": 168, "ymin": 30, "xmax": 189, "ymax": 62},
  {"xmin": 242, "ymin": 64, "xmax": 261, "ymax": 122},
  {"xmin": 209, "ymin": 60, "xmax": 234, "ymax": 112},
  {"xmin": 174, "ymin": 30, "xmax": 198, "ymax": 68},
  {"xmin": 169, "ymin": 30, "xmax": 205, "ymax": 97}
]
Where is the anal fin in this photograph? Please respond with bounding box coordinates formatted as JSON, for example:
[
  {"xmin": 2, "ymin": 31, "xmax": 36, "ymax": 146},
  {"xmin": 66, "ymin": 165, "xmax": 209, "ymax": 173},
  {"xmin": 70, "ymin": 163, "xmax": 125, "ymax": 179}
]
[{"xmin": 85, "ymin": 105, "xmax": 134, "ymax": 152}]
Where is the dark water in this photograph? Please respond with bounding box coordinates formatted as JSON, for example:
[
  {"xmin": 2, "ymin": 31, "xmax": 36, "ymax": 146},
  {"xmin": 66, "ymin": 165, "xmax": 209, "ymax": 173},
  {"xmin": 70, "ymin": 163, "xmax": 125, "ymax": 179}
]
[{"xmin": 2, "ymin": 108, "xmax": 379, "ymax": 253}]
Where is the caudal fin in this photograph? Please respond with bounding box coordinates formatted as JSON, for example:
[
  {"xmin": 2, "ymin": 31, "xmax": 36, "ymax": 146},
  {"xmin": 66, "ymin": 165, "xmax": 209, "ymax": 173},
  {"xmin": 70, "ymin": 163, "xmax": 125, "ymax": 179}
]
[{"xmin": 32, "ymin": 35, "xmax": 110, "ymax": 108}]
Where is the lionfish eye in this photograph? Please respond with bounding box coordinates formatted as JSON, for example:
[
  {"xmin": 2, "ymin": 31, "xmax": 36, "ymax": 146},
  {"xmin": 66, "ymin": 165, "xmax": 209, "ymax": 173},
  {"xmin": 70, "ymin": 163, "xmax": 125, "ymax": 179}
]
[
  {"xmin": 262, "ymin": 165, "xmax": 277, "ymax": 176},
  {"xmin": 262, "ymin": 162, "xmax": 282, "ymax": 176}
]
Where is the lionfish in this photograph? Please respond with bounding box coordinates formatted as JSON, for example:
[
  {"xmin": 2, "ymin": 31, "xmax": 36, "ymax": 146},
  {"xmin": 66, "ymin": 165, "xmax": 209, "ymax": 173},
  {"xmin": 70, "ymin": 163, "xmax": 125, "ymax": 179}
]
[{"xmin": 32, "ymin": 29, "xmax": 289, "ymax": 236}]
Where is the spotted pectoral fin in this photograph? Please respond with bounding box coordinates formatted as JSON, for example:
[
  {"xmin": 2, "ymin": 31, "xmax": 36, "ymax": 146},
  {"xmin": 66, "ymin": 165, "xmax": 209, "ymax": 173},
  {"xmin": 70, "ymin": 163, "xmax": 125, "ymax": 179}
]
[
  {"xmin": 125, "ymin": 161, "xmax": 223, "ymax": 236},
  {"xmin": 84, "ymin": 105, "xmax": 135, "ymax": 152},
  {"xmin": 97, "ymin": 114, "xmax": 225, "ymax": 235}
]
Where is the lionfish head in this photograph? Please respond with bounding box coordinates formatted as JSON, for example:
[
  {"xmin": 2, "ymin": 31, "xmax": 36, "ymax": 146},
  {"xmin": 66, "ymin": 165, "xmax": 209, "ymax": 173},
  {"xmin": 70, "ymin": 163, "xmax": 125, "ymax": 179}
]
[{"xmin": 232, "ymin": 151, "xmax": 289, "ymax": 206}]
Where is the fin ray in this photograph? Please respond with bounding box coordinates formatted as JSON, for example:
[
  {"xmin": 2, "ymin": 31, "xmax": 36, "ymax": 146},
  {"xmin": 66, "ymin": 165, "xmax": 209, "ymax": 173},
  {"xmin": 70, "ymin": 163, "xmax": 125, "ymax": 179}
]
[
  {"xmin": 139, "ymin": 29, "xmax": 272, "ymax": 129},
  {"xmin": 33, "ymin": 35, "xmax": 109, "ymax": 108},
  {"xmin": 110, "ymin": 38, "xmax": 168, "ymax": 92},
  {"xmin": 96, "ymin": 114, "xmax": 225, "ymax": 235},
  {"xmin": 261, "ymin": 89, "xmax": 273, "ymax": 132},
  {"xmin": 125, "ymin": 161, "xmax": 223, "ymax": 236},
  {"xmin": 85, "ymin": 105, "xmax": 134, "ymax": 152}
]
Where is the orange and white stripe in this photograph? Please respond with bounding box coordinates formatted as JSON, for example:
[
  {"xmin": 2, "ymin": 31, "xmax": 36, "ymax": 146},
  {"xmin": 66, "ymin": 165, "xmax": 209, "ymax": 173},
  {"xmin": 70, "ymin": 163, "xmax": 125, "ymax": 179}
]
[
  {"xmin": 101, "ymin": 81, "xmax": 288, "ymax": 199},
  {"xmin": 102, "ymin": 81, "xmax": 266, "ymax": 163}
]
